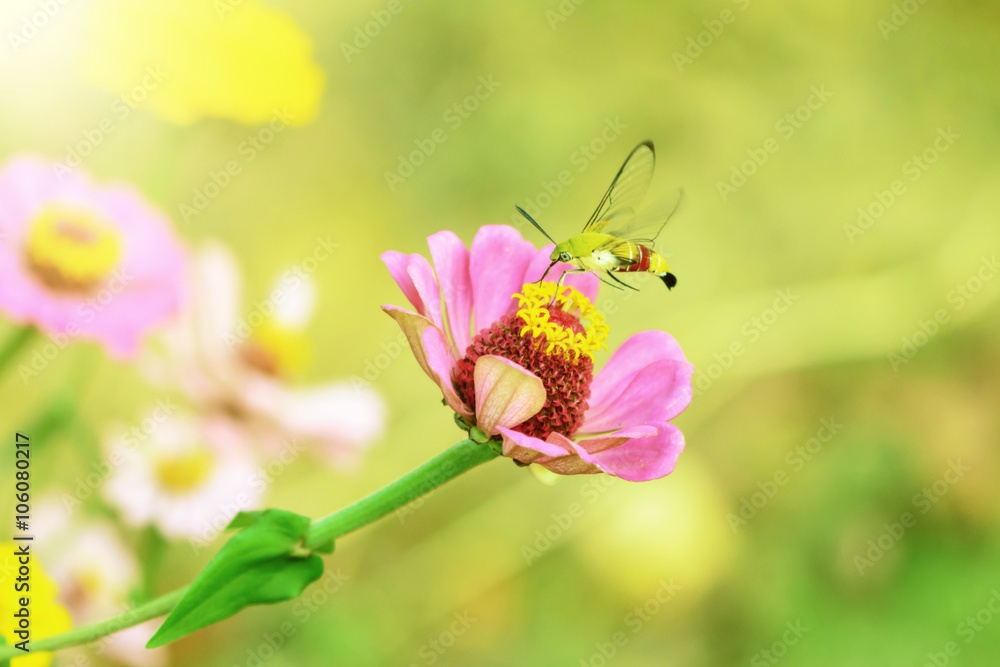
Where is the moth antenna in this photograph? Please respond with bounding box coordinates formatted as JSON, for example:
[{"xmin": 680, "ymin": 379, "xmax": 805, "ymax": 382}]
[{"xmin": 516, "ymin": 206, "xmax": 557, "ymax": 244}]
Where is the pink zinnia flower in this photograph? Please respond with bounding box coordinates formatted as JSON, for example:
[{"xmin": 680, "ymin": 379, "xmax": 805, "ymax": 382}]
[
  {"xmin": 0, "ymin": 155, "xmax": 187, "ymax": 358},
  {"xmin": 382, "ymin": 225, "xmax": 693, "ymax": 482}
]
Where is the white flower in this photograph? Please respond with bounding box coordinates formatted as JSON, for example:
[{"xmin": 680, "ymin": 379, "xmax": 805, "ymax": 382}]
[
  {"xmin": 99, "ymin": 623, "xmax": 168, "ymax": 667},
  {"xmin": 103, "ymin": 414, "xmax": 262, "ymax": 540},
  {"xmin": 33, "ymin": 510, "xmax": 167, "ymax": 667},
  {"xmin": 48, "ymin": 523, "xmax": 137, "ymax": 619}
]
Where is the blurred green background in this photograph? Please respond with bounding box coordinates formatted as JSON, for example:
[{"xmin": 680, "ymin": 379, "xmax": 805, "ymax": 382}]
[{"xmin": 2, "ymin": 0, "xmax": 1000, "ymax": 665}]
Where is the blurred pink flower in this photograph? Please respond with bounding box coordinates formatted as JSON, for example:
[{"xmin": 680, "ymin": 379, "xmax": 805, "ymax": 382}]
[
  {"xmin": 103, "ymin": 415, "xmax": 262, "ymax": 540},
  {"xmin": 382, "ymin": 226, "xmax": 693, "ymax": 482},
  {"xmin": 146, "ymin": 242, "xmax": 386, "ymax": 468},
  {"xmin": 0, "ymin": 155, "xmax": 187, "ymax": 358}
]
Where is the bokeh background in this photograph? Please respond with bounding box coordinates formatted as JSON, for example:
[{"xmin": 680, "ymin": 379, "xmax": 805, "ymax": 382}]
[{"xmin": 2, "ymin": 0, "xmax": 1000, "ymax": 665}]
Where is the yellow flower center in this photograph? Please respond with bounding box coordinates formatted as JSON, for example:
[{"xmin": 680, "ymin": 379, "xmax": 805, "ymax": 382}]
[
  {"xmin": 239, "ymin": 321, "xmax": 310, "ymax": 377},
  {"xmin": 78, "ymin": 567, "xmax": 105, "ymax": 595},
  {"xmin": 155, "ymin": 449, "xmax": 215, "ymax": 492},
  {"xmin": 26, "ymin": 206, "xmax": 123, "ymax": 291},
  {"xmin": 513, "ymin": 282, "xmax": 609, "ymax": 361}
]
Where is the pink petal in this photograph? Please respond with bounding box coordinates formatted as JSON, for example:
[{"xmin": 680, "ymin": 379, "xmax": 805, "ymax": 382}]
[
  {"xmin": 564, "ymin": 422, "xmax": 685, "ymax": 481},
  {"xmin": 496, "ymin": 428, "xmax": 601, "ymax": 476},
  {"xmin": 497, "ymin": 426, "xmax": 573, "ymax": 462},
  {"xmin": 260, "ymin": 382, "xmax": 387, "ymax": 466},
  {"xmin": 521, "ymin": 244, "xmax": 600, "ymax": 303},
  {"xmin": 427, "ymin": 231, "xmax": 473, "ymax": 354},
  {"xmin": 105, "ymin": 622, "xmax": 168, "ymax": 667},
  {"xmin": 582, "ymin": 330, "xmax": 693, "ymax": 433},
  {"xmin": 192, "ymin": 243, "xmax": 242, "ymax": 348},
  {"xmin": 381, "ymin": 251, "xmax": 425, "ymax": 316},
  {"xmin": 563, "ymin": 271, "xmax": 600, "ymax": 304},
  {"xmin": 572, "ymin": 423, "xmax": 659, "ymax": 454},
  {"xmin": 0, "ymin": 155, "xmax": 53, "ymax": 236},
  {"xmin": 580, "ymin": 360, "xmax": 689, "ymax": 434},
  {"xmin": 473, "ymin": 355, "xmax": 545, "ymax": 437},
  {"xmin": 382, "ymin": 305, "xmax": 472, "ymax": 418},
  {"xmin": 421, "ymin": 324, "xmax": 472, "ymax": 417},
  {"xmin": 591, "ymin": 330, "xmax": 691, "ymax": 403},
  {"xmin": 150, "ymin": 242, "xmax": 241, "ymax": 397},
  {"xmin": 406, "ymin": 253, "xmax": 444, "ymax": 332},
  {"xmin": 469, "ymin": 225, "xmax": 535, "ymax": 335}
]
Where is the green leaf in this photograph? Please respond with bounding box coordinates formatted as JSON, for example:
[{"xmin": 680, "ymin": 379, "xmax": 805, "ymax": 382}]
[
  {"xmin": 146, "ymin": 509, "xmax": 324, "ymax": 648},
  {"xmin": 227, "ymin": 511, "xmax": 335, "ymax": 551},
  {"xmin": 226, "ymin": 510, "xmax": 265, "ymax": 530}
]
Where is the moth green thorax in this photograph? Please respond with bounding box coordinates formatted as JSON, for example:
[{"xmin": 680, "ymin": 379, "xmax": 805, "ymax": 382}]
[{"xmin": 517, "ymin": 141, "xmax": 682, "ymax": 292}]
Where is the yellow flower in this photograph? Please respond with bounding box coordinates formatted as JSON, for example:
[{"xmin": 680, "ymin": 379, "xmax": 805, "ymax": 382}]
[
  {"xmin": 0, "ymin": 543, "xmax": 73, "ymax": 667},
  {"xmin": 80, "ymin": 0, "xmax": 324, "ymax": 125}
]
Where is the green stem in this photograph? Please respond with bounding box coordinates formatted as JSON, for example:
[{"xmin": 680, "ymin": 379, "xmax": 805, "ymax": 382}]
[
  {"xmin": 0, "ymin": 438, "xmax": 499, "ymax": 661},
  {"xmin": 137, "ymin": 526, "xmax": 168, "ymax": 604},
  {"xmin": 18, "ymin": 587, "xmax": 188, "ymax": 656},
  {"xmin": 306, "ymin": 438, "xmax": 498, "ymax": 548},
  {"xmin": 0, "ymin": 326, "xmax": 37, "ymax": 375}
]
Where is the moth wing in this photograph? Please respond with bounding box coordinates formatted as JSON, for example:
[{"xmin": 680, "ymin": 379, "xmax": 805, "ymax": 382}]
[
  {"xmin": 597, "ymin": 188, "xmax": 683, "ymax": 250},
  {"xmin": 582, "ymin": 141, "xmax": 656, "ymax": 234}
]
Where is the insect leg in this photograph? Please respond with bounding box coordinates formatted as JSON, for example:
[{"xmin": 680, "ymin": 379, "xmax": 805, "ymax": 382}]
[
  {"xmin": 546, "ymin": 268, "xmax": 592, "ymax": 303},
  {"xmin": 595, "ymin": 273, "xmax": 625, "ymax": 291},
  {"xmin": 555, "ymin": 268, "xmax": 588, "ymax": 292},
  {"xmin": 605, "ymin": 271, "xmax": 639, "ymax": 291}
]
